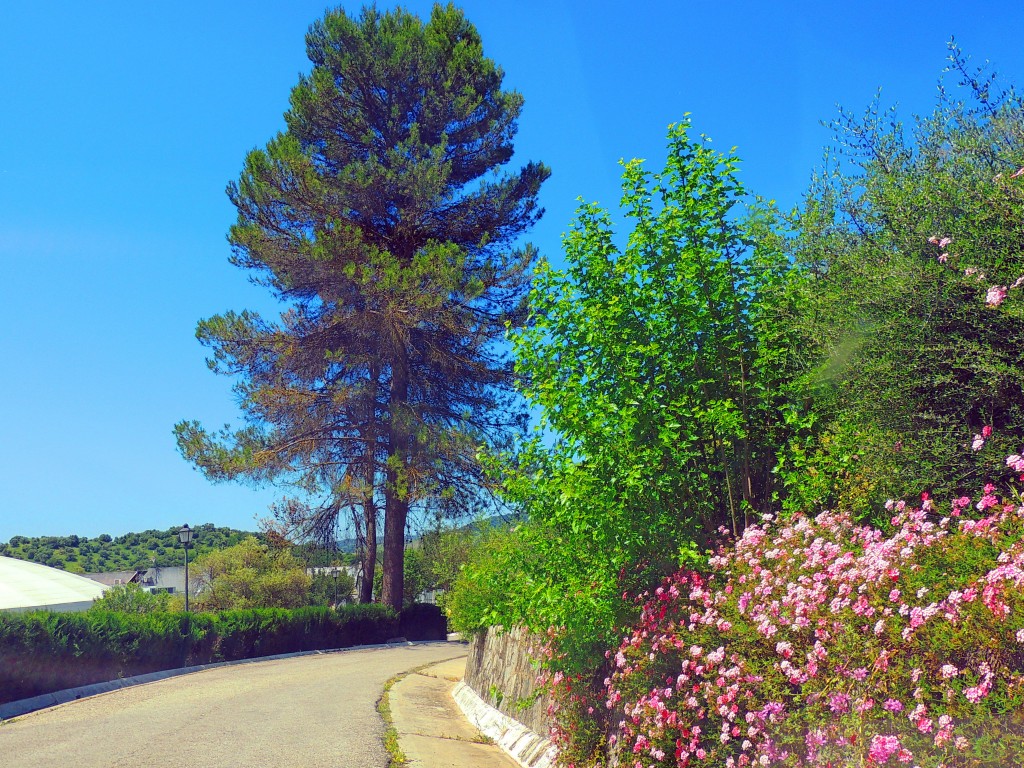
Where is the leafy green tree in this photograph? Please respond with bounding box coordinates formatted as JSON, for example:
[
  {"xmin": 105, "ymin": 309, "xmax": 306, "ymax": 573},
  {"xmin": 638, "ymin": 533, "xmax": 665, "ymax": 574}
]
[
  {"xmin": 175, "ymin": 3, "xmax": 548, "ymax": 612},
  {"xmin": 90, "ymin": 582, "xmax": 171, "ymax": 614},
  {"xmin": 307, "ymin": 569, "xmax": 356, "ymax": 606},
  {"xmin": 190, "ymin": 537, "xmax": 311, "ymax": 611},
  {"xmin": 417, "ymin": 524, "xmax": 478, "ymax": 605},
  {"xmin": 401, "ymin": 547, "xmax": 430, "ymax": 606},
  {"xmin": 778, "ymin": 45, "xmax": 1024, "ymax": 518},
  {"xmin": 446, "ymin": 523, "xmax": 530, "ymax": 633},
  {"xmin": 487, "ymin": 120, "xmax": 793, "ymax": 667}
]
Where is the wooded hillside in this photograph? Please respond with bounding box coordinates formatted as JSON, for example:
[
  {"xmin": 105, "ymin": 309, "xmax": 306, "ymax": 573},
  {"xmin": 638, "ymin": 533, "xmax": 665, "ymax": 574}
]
[{"xmin": 0, "ymin": 524, "xmax": 259, "ymax": 572}]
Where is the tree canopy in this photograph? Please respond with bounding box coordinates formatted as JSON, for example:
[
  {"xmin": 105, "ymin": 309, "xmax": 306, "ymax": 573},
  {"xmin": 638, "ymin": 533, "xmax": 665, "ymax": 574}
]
[
  {"xmin": 190, "ymin": 537, "xmax": 311, "ymax": 611},
  {"xmin": 175, "ymin": 3, "xmax": 548, "ymax": 611},
  {"xmin": 777, "ymin": 46, "xmax": 1024, "ymax": 518},
  {"xmin": 469, "ymin": 120, "xmax": 794, "ymax": 666}
]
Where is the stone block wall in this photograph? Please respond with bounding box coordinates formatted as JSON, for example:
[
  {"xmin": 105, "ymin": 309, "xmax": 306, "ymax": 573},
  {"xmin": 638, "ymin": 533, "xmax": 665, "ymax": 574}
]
[{"xmin": 463, "ymin": 624, "xmax": 553, "ymax": 736}]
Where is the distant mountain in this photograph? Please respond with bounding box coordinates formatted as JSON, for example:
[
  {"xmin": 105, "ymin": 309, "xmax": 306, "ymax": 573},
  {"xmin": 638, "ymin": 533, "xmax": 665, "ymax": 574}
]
[
  {"xmin": 297, "ymin": 513, "xmax": 523, "ymax": 562},
  {"xmin": 0, "ymin": 524, "xmax": 261, "ymax": 573},
  {"xmin": 336, "ymin": 536, "xmax": 360, "ymax": 554}
]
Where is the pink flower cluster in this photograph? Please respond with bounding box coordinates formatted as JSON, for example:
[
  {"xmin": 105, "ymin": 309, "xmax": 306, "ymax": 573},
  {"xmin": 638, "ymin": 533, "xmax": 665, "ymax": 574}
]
[
  {"xmin": 972, "ymin": 424, "xmax": 993, "ymax": 452},
  {"xmin": 601, "ymin": 458, "xmax": 1024, "ymax": 768}
]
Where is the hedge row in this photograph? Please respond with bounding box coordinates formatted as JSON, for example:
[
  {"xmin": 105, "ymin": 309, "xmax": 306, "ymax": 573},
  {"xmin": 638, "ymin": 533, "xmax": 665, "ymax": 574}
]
[{"xmin": 0, "ymin": 602, "xmax": 447, "ymax": 705}]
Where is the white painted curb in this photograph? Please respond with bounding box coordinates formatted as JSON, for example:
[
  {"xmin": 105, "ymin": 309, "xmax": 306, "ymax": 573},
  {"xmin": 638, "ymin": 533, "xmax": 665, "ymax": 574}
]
[{"xmin": 453, "ymin": 681, "xmax": 556, "ymax": 768}]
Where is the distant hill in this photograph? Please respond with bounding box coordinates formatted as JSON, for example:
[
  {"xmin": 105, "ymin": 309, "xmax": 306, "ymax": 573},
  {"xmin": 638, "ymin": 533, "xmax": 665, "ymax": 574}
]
[
  {"xmin": 0, "ymin": 513, "xmax": 524, "ymax": 574},
  {"xmin": 0, "ymin": 524, "xmax": 261, "ymax": 573},
  {"xmin": 294, "ymin": 513, "xmax": 523, "ymax": 563}
]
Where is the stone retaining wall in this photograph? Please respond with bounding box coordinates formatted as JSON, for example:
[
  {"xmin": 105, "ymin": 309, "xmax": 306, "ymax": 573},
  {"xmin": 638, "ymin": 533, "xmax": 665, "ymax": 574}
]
[{"xmin": 463, "ymin": 625, "xmax": 553, "ymax": 737}]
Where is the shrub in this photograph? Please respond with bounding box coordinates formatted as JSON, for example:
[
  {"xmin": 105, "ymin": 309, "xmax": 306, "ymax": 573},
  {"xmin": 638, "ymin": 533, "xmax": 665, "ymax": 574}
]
[
  {"xmin": 399, "ymin": 603, "xmax": 447, "ymax": 641},
  {"xmin": 190, "ymin": 537, "xmax": 311, "ymax": 611},
  {"xmin": 89, "ymin": 583, "xmax": 171, "ymax": 614},
  {"xmin": 776, "ymin": 45, "xmax": 1024, "ymax": 519},
  {"xmin": 600, "ymin": 458, "xmax": 1024, "ymax": 767},
  {"xmin": 446, "ymin": 524, "xmax": 530, "ymax": 636},
  {"xmin": 497, "ymin": 119, "xmax": 795, "ymax": 676},
  {"xmin": 0, "ymin": 611, "xmax": 208, "ymax": 703}
]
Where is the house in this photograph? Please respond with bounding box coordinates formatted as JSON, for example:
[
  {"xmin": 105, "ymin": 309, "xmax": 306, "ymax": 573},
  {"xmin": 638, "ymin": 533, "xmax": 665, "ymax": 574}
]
[
  {"xmin": 83, "ymin": 566, "xmax": 190, "ymax": 595},
  {"xmin": 139, "ymin": 566, "xmax": 188, "ymax": 595}
]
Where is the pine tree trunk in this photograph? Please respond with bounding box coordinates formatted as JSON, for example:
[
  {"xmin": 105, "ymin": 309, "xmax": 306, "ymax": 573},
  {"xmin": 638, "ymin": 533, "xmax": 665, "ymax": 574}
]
[
  {"xmin": 382, "ymin": 353, "xmax": 410, "ymax": 613},
  {"xmin": 359, "ymin": 368, "xmax": 380, "ymax": 604},
  {"xmin": 381, "ymin": 491, "xmax": 409, "ymax": 612},
  {"xmin": 359, "ymin": 486, "xmax": 377, "ymax": 604}
]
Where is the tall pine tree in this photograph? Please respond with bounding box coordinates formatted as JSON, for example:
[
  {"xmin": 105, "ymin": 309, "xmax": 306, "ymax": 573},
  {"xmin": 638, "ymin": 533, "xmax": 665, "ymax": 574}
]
[{"xmin": 175, "ymin": 3, "xmax": 548, "ymax": 610}]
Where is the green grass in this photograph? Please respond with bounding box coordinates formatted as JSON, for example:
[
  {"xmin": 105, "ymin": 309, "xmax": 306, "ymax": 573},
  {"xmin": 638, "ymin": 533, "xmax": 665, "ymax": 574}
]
[{"xmin": 377, "ymin": 668, "xmax": 417, "ymax": 766}]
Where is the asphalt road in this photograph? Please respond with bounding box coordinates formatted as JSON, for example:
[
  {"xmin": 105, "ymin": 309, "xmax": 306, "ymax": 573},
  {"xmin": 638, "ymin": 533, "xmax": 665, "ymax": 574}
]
[{"xmin": 1, "ymin": 642, "xmax": 467, "ymax": 768}]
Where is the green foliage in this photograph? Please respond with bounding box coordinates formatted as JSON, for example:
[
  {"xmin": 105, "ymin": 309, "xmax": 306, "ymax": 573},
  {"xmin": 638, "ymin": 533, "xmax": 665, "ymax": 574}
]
[
  {"xmin": 0, "ymin": 609, "xmax": 210, "ymax": 704},
  {"xmin": 477, "ymin": 120, "xmax": 794, "ymax": 669},
  {"xmin": 446, "ymin": 524, "xmax": 534, "ymax": 635},
  {"xmin": 190, "ymin": 537, "xmax": 311, "ymax": 611},
  {"xmin": 307, "ymin": 569, "xmax": 356, "ymax": 607},
  {"xmin": 403, "ymin": 522, "xmax": 481, "ymax": 609},
  {"xmin": 401, "ymin": 547, "xmax": 431, "ymax": 607},
  {"xmin": 774, "ymin": 417, "xmax": 906, "ymax": 521},
  {"xmin": 777, "ymin": 44, "xmax": 1024, "ymax": 520},
  {"xmin": 417, "ymin": 525, "xmax": 477, "ymax": 598},
  {"xmin": 0, "ymin": 524, "xmax": 258, "ymax": 572},
  {"xmin": 89, "ymin": 583, "xmax": 170, "ymax": 614},
  {"xmin": 0, "ymin": 602, "xmax": 421, "ymax": 706},
  {"xmin": 369, "ymin": 543, "xmax": 448, "ymax": 608}
]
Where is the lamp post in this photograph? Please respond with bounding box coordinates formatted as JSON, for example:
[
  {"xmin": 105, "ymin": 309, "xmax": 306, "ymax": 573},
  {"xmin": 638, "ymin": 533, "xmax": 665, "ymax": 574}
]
[
  {"xmin": 178, "ymin": 524, "xmax": 194, "ymax": 612},
  {"xmin": 332, "ymin": 568, "xmax": 339, "ymax": 607}
]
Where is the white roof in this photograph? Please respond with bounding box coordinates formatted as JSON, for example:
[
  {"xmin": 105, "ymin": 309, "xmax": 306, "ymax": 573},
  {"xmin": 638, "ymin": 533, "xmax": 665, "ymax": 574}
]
[{"xmin": 0, "ymin": 556, "xmax": 108, "ymax": 613}]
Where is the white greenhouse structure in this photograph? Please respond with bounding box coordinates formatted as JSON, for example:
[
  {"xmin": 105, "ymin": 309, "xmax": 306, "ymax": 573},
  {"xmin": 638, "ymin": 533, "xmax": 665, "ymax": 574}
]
[{"xmin": 0, "ymin": 556, "xmax": 108, "ymax": 613}]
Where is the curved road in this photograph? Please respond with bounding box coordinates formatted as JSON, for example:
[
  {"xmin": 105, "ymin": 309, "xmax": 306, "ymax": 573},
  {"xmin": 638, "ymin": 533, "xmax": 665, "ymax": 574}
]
[{"xmin": 2, "ymin": 642, "xmax": 466, "ymax": 768}]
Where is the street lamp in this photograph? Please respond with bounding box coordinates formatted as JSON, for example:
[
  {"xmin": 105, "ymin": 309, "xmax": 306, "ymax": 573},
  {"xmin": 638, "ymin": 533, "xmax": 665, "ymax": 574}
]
[
  {"xmin": 178, "ymin": 524, "xmax": 194, "ymax": 612},
  {"xmin": 332, "ymin": 568, "xmax": 339, "ymax": 607}
]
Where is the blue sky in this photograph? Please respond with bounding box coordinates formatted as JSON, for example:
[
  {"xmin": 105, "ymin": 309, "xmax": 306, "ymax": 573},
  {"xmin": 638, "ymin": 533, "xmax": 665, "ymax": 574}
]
[{"xmin": 2, "ymin": 1, "xmax": 1022, "ymax": 541}]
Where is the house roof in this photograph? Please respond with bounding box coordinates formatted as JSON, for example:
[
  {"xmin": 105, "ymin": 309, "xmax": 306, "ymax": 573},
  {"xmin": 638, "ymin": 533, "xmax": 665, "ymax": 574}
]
[
  {"xmin": 82, "ymin": 570, "xmax": 140, "ymax": 587},
  {"xmin": 0, "ymin": 556, "xmax": 108, "ymax": 613}
]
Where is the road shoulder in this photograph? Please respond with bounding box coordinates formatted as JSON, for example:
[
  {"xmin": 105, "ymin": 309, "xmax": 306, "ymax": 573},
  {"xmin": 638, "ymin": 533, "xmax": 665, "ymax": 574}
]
[{"xmin": 389, "ymin": 657, "xmax": 519, "ymax": 768}]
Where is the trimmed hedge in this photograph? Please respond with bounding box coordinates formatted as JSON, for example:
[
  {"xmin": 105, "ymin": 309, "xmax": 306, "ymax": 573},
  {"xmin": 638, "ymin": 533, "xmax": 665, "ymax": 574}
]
[
  {"xmin": 398, "ymin": 602, "xmax": 447, "ymax": 641},
  {"xmin": 0, "ymin": 603, "xmax": 443, "ymax": 705}
]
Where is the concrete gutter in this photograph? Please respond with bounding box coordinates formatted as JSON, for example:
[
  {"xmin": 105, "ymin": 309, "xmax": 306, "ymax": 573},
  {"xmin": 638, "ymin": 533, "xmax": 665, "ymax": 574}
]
[
  {"xmin": 452, "ymin": 679, "xmax": 556, "ymax": 768},
  {"xmin": 389, "ymin": 656, "xmax": 557, "ymax": 768}
]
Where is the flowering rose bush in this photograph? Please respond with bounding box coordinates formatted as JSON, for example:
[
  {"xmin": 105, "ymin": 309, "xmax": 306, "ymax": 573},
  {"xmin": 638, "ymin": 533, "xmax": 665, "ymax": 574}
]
[
  {"xmin": 540, "ymin": 633, "xmax": 614, "ymax": 768},
  {"xmin": 603, "ymin": 462, "xmax": 1024, "ymax": 767}
]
